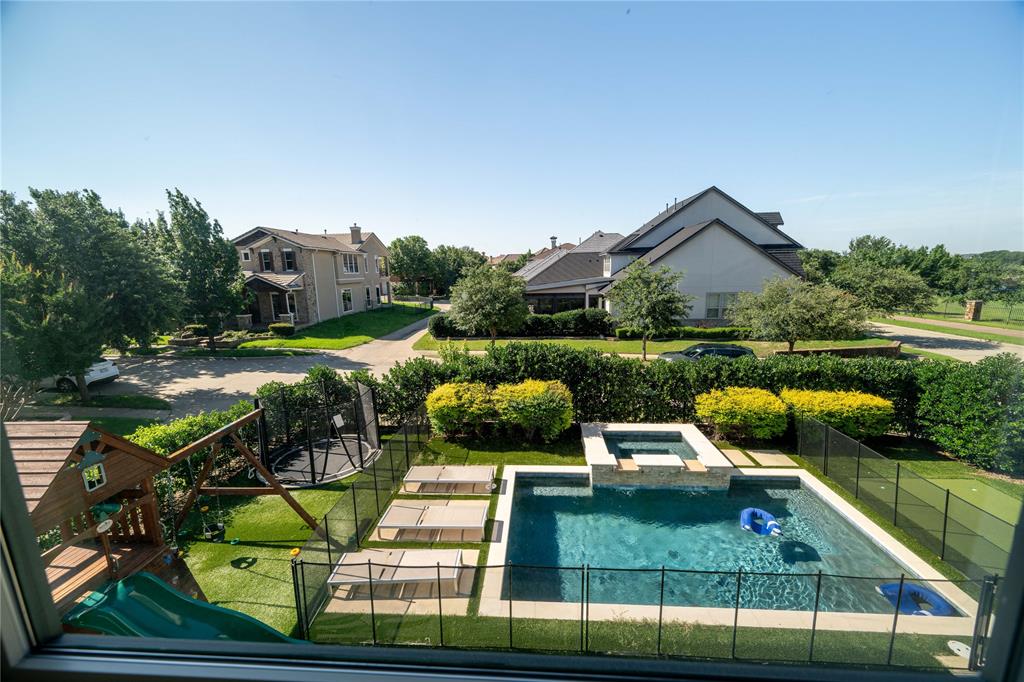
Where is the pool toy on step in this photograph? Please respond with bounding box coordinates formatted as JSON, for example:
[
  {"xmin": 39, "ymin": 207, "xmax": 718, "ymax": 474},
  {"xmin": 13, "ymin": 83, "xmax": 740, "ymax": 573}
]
[
  {"xmin": 875, "ymin": 582, "xmax": 957, "ymax": 617},
  {"xmin": 740, "ymin": 507, "xmax": 782, "ymax": 536}
]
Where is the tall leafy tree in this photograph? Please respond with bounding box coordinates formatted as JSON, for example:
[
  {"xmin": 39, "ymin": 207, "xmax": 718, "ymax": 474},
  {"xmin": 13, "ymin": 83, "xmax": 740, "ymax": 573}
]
[
  {"xmin": 797, "ymin": 248, "xmax": 841, "ymax": 283},
  {"xmin": 729, "ymin": 277, "xmax": 866, "ymax": 352},
  {"xmin": 164, "ymin": 189, "xmax": 246, "ymax": 349},
  {"xmin": 829, "ymin": 261, "xmax": 933, "ymax": 314},
  {"xmin": 1, "ymin": 189, "xmax": 177, "ymax": 399},
  {"xmin": 448, "ymin": 265, "xmax": 529, "ymax": 345},
  {"xmin": 498, "ymin": 251, "xmax": 532, "ymax": 273},
  {"xmin": 605, "ymin": 260, "xmax": 693, "ymax": 360},
  {"xmin": 389, "ymin": 235, "xmax": 434, "ymax": 295},
  {"xmin": 431, "ymin": 244, "xmax": 487, "ymax": 295}
]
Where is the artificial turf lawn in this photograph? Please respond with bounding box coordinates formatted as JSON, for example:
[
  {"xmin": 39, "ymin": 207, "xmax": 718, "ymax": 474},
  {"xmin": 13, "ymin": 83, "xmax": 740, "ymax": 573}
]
[
  {"xmin": 412, "ymin": 335, "xmax": 890, "ymax": 357},
  {"xmin": 871, "ymin": 317, "xmax": 1024, "ymax": 346},
  {"xmin": 240, "ymin": 303, "xmax": 436, "ymax": 350},
  {"xmin": 179, "ymin": 479, "xmax": 350, "ymax": 635}
]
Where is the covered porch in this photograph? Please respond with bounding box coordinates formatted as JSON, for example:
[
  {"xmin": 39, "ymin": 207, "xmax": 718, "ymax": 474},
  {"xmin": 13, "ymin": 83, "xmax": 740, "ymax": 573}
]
[{"xmin": 244, "ymin": 273, "xmax": 309, "ymax": 327}]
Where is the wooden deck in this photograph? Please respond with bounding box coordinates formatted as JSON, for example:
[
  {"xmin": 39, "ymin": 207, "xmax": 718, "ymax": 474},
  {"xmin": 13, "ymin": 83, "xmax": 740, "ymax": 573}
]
[{"xmin": 47, "ymin": 542, "xmax": 165, "ymax": 610}]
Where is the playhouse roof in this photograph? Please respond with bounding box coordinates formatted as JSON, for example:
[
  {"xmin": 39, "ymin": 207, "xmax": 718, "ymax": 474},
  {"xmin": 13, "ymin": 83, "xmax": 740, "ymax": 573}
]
[{"xmin": 5, "ymin": 421, "xmax": 167, "ymax": 526}]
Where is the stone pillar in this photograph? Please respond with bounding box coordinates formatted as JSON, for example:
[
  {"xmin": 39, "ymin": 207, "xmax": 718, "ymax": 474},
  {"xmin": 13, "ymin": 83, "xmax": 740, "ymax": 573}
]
[{"xmin": 965, "ymin": 300, "xmax": 983, "ymax": 321}]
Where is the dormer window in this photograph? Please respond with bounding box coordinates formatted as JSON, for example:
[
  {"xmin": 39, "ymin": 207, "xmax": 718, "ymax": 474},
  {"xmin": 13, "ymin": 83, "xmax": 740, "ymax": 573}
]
[
  {"xmin": 82, "ymin": 463, "xmax": 106, "ymax": 492},
  {"xmin": 282, "ymin": 249, "xmax": 296, "ymax": 271}
]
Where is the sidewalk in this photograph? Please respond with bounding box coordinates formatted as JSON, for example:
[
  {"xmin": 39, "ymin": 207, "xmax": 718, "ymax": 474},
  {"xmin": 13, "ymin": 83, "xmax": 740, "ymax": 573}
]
[{"xmin": 891, "ymin": 315, "xmax": 1024, "ymax": 338}]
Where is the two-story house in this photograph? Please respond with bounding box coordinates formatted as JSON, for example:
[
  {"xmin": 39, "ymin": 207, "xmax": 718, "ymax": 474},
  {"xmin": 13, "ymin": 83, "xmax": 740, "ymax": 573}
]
[
  {"xmin": 514, "ymin": 187, "xmax": 804, "ymax": 320},
  {"xmin": 231, "ymin": 224, "xmax": 391, "ymax": 327}
]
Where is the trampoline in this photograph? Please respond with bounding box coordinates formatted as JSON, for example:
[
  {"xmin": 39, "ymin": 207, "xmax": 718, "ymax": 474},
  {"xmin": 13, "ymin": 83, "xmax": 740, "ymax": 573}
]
[
  {"xmin": 268, "ymin": 435, "xmax": 379, "ymax": 488},
  {"xmin": 257, "ymin": 382, "xmax": 383, "ymax": 489}
]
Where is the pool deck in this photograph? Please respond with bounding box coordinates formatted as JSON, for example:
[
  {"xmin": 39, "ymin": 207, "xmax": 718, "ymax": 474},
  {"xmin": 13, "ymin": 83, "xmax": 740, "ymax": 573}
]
[{"xmin": 478, "ymin": 465, "xmax": 979, "ymax": 636}]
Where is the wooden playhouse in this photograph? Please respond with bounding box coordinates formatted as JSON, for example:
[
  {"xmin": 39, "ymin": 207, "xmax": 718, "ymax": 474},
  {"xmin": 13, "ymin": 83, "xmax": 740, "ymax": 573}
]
[{"xmin": 7, "ymin": 421, "xmax": 169, "ymax": 610}]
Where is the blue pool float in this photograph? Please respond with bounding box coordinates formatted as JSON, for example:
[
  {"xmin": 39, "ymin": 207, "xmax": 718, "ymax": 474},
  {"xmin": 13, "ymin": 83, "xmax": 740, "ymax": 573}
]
[
  {"xmin": 740, "ymin": 507, "xmax": 782, "ymax": 536},
  {"xmin": 875, "ymin": 582, "xmax": 957, "ymax": 617}
]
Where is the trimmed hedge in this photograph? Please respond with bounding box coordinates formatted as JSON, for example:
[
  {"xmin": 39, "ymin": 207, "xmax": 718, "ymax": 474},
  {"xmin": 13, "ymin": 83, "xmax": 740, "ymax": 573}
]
[
  {"xmin": 183, "ymin": 323, "xmax": 210, "ymax": 337},
  {"xmin": 269, "ymin": 322, "xmax": 295, "ymax": 337},
  {"xmin": 425, "ymin": 382, "xmax": 495, "ymax": 437},
  {"xmin": 493, "ymin": 380, "xmax": 573, "ymax": 442},
  {"xmin": 780, "ymin": 388, "xmax": 894, "ymax": 439},
  {"xmin": 614, "ymin": 326, "xmax": 750, "ymax": 341},
  {"xmin": 428, "ymin": 309, "xmax": 613, "ymax": 339},
  {"xmin": 695, "ymin": 387, "xmax": 788, "ymax": 441}
]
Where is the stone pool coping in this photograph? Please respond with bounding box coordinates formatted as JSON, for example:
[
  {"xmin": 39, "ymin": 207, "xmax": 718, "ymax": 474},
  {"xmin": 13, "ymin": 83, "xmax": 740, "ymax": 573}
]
[
  {"xmin": 479, "ymin": 465, "xmax": 979, "ymax": 635},
  {"xmin": 581, "ymin": 422, "xmax": 733, "ymax": 469}
]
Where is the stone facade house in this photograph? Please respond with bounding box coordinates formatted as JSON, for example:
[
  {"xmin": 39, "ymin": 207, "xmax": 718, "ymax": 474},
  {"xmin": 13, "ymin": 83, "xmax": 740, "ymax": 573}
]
[{"xmin": 232, "ymin": 224, "xmax": 391, "ymax": 328}]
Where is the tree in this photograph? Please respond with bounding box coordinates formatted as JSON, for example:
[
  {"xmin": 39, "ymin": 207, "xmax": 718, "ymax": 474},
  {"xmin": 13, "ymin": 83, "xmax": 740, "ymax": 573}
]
[
  {"xmin": 389, "ymin": 235, "xmax": 434, "ymax": 295},
  {"xmin": 431, "ymin": 244, "xmax": 487, "ymax": 295},
  {"xmin": 498, "ymin": 251, "xmax": 532, "ymax": 273},
  {"xmin": 164, "ymin": 190, "xmax": 246, "ymax": 349},
  {"xmin": 447, "ymin": 265, "xmax": 529, "ymax": 345},
  {"xmin": 729, "ymin": 277, "xmax": 867, "ymax": 352},
  {"xmin": 604, "ymin": 260, "xmax": 693, "ymax": 360},
  {"xmin": 1, "ymin": 189, "xmax": 176, "ymax": 399},
  {"xmin": 797, "ymin": 248, "xmax": 841, "ymax": 283},
  {"xmin": 829, "ymin": 261, "xmax": 933, "ymax": 315}
]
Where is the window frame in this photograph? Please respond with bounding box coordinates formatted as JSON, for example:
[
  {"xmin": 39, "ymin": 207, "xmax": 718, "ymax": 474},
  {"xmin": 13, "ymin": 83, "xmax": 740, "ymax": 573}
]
[
  {"xmin": 81, "ymin": 463, "xmax": 106, "ymax": 492},
  {"xmin": 705, "ymin": 292, "xmax": 737, "ymax": 320},
  {"xmin": 241, "ymin": 250, "xmax": 251, "ymax": 262},
  {"xmin": 341, "ymin": 254, "xmax": 359, "ymax": 274},
  {"xmin": 341, "ymin": 288, "xmax": 353, "ymax": 312},
  {"xmin": 281, "ymin": 249, "xmax": 296, "ymax": 272},
  {"xmin": 259, "ymin": 249, "xmax": 273, "ymax": 272}
]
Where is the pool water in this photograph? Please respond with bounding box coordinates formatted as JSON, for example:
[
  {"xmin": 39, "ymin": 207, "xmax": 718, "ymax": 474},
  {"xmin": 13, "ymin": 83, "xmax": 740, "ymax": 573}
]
[
  {"xmin": 506, "ymin": 476, "xmax": 927, "ymax": 613},
  {"xmin": 603, "ymin": 431, "xmax": 697, "ymax": 460}
]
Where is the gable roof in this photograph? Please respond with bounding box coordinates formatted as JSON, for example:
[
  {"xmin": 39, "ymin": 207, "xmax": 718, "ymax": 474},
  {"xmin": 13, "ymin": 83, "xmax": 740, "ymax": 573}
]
[
  {"xmin": 602, "ymin": 218, "xmax": 804, "ymax": 289},
  {"xmin": 572, "ymin": 230, "xmax": 625, "ymax": 253},
  {"xmin": 233, "ymin": 227, "xmax": 359, "ymax": 253},
  {"xmin": 514, "ymin": 231, "xmax": 625, "ymax": 285},
  {"xmin": 5, "ymin": 421, "xmax": 167, "ymax": 516},
  {"xmin": 609, "ymin": 186, "xmax": 800, "ymax": 252},
  {"xmin": 245, "ymin": 272, "xmax": 305, "ymax": 290}
]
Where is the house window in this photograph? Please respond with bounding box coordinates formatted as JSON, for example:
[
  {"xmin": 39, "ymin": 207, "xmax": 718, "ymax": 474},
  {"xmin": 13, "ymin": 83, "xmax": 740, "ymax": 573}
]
[
  {"xmin": 706, "ymin": 292, "xmax": 738, "ymax": 319},
  {"xmin": 341, "ymin": 253, "xmax": 359, "ymax": 273},
  {"xmin": 365, "ymin": 287, "xmax": 372, "ymax": 307},
  {"xmin": 259, "ymin": 249, "xmax": 273, "ymax": 271},
  {"xmin": 375, "ymin": 286, "xmax": 381, "ymax": 304},
  {"xmin": 374, "ymin": 256, "xmax": 381, "ymax": 274},
  {"xmin": 341, "ymin": 288, "xmax": 353, "ymax": 312},
  {"xmin": 282, "ymin": 249, "xmax": 296, "ymax": 271},
  {"xmin": 82, "ymin": 463, "xmax": 106, "ymax": 492},
  {"xmin": 241, "ymin": 250, "xmax": 251, "ymax": 262},
  {"xmin": 603, "ymin": 255, "xmax": 611, "ymax": 276}
]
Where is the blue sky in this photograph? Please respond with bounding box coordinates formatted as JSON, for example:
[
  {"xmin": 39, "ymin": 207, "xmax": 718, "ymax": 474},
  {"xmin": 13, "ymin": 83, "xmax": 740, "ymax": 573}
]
[{"xmin": 3, "ymin": 1, "xmax": 1021, "ymax": 254}]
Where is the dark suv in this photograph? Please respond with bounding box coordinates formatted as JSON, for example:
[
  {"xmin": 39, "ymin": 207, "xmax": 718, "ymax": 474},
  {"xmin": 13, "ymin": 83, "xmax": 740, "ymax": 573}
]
[{"xmin": 658, "ymin": 343, "xmax": 755, "ymax": 362}]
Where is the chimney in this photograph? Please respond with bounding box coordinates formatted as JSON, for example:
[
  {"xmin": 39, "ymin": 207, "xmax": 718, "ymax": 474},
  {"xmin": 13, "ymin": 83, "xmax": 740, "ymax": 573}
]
[
  {"xmin": 550, "ymin": 236, "xmax": 557, "ymax": 249},
  {"xmin": 350, "ymin": 222, "xmax": 363, "ymax": 244}
]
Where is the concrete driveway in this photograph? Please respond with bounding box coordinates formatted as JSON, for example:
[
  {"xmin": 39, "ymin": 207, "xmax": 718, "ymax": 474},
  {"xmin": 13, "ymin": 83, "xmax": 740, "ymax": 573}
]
[
  {"xmin": 97, "ymin": 315, "xmax": 435, "ymax": 416},
  {"xmin": 869, "ymin": 322, "xmax": 1024, "ymax": 362}
]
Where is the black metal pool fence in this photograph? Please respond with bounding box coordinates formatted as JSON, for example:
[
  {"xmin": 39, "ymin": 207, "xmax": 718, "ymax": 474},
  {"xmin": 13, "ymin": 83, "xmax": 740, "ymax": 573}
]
[
  {"xmin": 795, "ymin": 416, "xmax": 1015, "ymax": 582},
  {"xmin": 292, "ymin": 558, "xmax": 998, "ymax": 671}
]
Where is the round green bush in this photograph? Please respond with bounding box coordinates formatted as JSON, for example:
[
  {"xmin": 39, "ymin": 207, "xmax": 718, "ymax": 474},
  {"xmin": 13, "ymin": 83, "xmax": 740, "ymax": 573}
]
[
  {"xmin": 781, "ymin": 388, "xmax": 894, "ymax": 438},
  {"xmin": 425, "ymin": 382, "xmax": 496, "ymax": 437},
  {"xmin": 268, "ymin": 322, "xmax": 295, "ymax": 337},
  {"xmin": 493, "ymin": 379, "xmax": 573, "ymax": 442}
]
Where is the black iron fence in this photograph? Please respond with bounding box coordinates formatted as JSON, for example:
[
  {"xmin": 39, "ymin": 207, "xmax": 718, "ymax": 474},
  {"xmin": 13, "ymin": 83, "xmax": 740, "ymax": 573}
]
[
  {"xmin": 796, "ymin": 417, "xmax": 1014, "ymax": 582},
  {"xmin": 294, "ymin": 558, "xmax": 996, "ymax": 671},
  {"xmin": 919, "ymin": 300, "xmax": 1024, "ymax": 327},
  {"xmin": 292, "ymin": 405, "xmax": 430, "ymax": 629}
]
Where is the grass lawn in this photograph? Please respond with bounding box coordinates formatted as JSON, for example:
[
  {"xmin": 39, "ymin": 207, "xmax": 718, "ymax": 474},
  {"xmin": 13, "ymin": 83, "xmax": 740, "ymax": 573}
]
[
  {"xmin": 178, "ymin": 348, "xmax": 316, "ymax": 357},
  {"xmin": 240, "ymin": 303, "xmax": 436, "ymax": 350},
  {"xmin": 32, "ymin": 391, "xmax": 172, "ymax": 410},
  {"xmin": 918, "ymin": 298, "xmax": 1024, "ymax": 330},
  {"xmin": 413, "ymin": 335, "xmax": 889, "ymax": 357},
  {"xmin": 90, "ymin": 416, "xmax": 160, "ymax": 436},
  {"xmin": 869, "ymin": 436, "xmax": 1023, "ymax": 520},
  {"xmin": 310, "ymin": 611, "xmax": 956, "ymax": 669},
  {"xmin": 873, "ymin": 317, "xmax": 1024, "ymax": 346},
  {"xmin": 179, "ymin": 478, "xmax": 350, "ymax": 635},
  {"xmin": 900, "ymin": 347, "xmax": 962, "ymax": 362}
]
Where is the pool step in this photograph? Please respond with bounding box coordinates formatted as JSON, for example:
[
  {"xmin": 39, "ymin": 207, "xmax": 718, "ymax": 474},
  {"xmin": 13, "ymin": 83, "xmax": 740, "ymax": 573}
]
[{"xmin": 617, "ymin": 458, "xmax": 639, "ymax": 472}]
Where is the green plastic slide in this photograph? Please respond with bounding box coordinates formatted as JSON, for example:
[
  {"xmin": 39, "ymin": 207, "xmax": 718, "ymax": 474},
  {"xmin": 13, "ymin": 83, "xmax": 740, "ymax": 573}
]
[{"xmin": 64, "ymin": 572, "xmax": 306, "ymax": 644}]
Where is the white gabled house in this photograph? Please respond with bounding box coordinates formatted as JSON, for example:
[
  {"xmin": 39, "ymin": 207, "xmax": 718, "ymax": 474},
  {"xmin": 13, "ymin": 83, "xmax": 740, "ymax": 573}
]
[{"xmin": 514, "ymin": 186, "xmax": 804, "ymax": 321}]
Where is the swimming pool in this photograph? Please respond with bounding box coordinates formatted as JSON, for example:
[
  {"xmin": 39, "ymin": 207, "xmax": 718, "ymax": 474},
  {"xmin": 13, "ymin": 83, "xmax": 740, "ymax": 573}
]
[
  {"xmin": 505, "ymin": 475, "xmax": 939, "ymax": 614},
  {"xmin": 602, "ymin": 431, "xmax": 698, "ymax": 460}
]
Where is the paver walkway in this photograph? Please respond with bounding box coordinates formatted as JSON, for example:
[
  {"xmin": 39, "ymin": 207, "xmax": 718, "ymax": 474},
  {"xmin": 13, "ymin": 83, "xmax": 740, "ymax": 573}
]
[
  {"xmin": 721, "ymin": 449, "xmax": 754, "ymax": 467},
  {"xmin": 891, "ymin": 315, "xmax": 1024, "ymax": 338},
  {"xmin": 746, "ymin": 449, "xmax": 797, "ymax": 467},
  {"xmin": 870, "ymin": 322, "xmax": 1024, "ymax": 362}
]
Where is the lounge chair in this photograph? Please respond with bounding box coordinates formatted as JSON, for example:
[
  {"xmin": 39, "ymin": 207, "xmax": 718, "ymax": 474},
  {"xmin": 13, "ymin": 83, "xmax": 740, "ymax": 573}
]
[
  {"xmin": 328, "ymin": 548, "xmax": 464, "ymax": 596},
  {"xmin": 402, "ymin": 465, "xmax": 496, "ymax": 494},
  {"xmin": 376, "ymin": 501, "xmax": 489, "ymax": 541}
]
